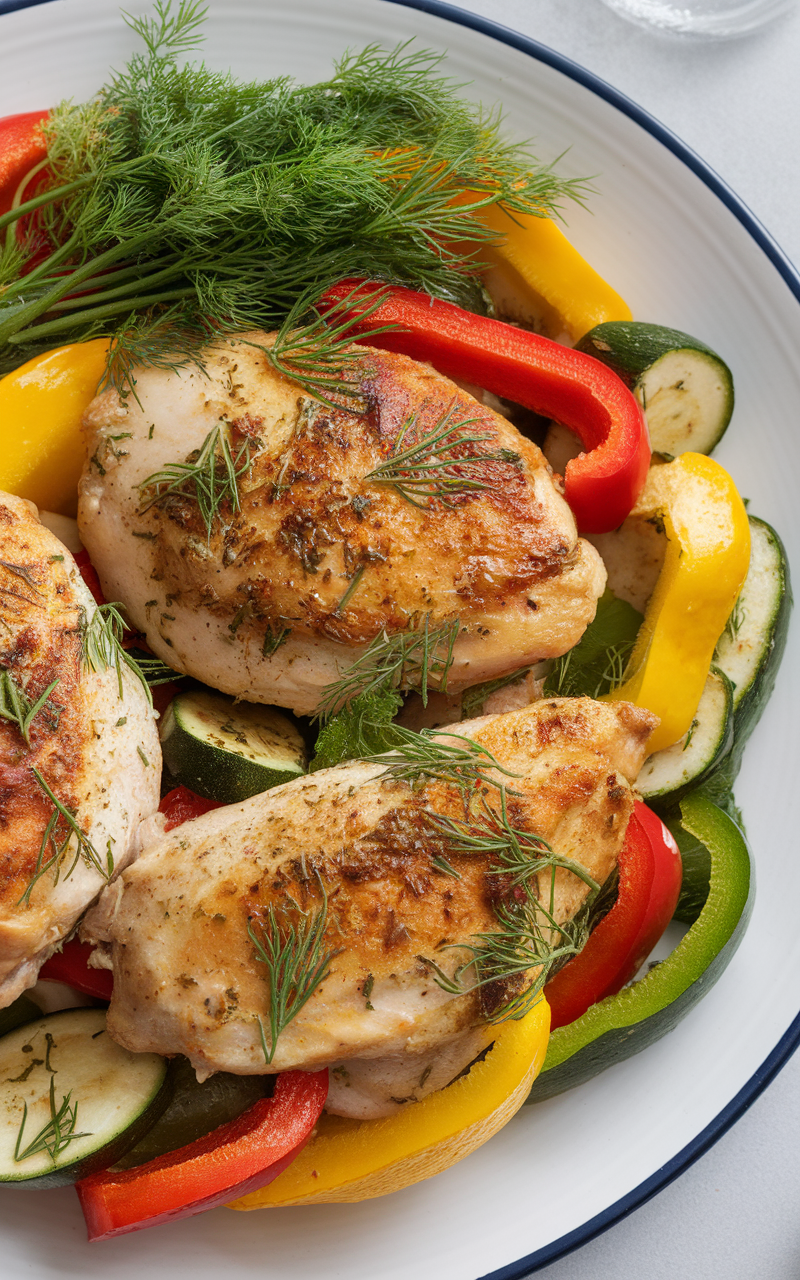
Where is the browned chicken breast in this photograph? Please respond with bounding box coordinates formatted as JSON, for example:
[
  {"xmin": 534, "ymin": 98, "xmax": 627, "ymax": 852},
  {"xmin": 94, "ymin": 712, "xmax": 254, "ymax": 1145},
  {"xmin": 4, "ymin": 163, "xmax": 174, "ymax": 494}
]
[
  {"xmin": 0, "ymin": 492, "xmax": 161, "ymax": 1006},
  {"xmin": 83, "ymin": 698, "xmax": 655, "ymax": 1118},
  {"xmin": 77, "ymin": 334, "xmax": 605, "ymax": 715}
]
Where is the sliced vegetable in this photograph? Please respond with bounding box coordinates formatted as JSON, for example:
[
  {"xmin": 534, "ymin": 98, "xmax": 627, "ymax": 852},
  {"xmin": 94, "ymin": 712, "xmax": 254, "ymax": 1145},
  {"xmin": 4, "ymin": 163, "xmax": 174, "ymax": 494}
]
[
  {"xmin": 159, "ymin": 690, "xmax": 307, "ymax": 804},
  {"xmin": 713, "ymin": 515, "xmax": 792, "ymax": 753},
  {"xmin": 0, "ymin": 111, "xmax": 48, "ymax": 218},
  {"xmin": 545, "ymin": 802, "xmax": 682, "ymax": 1030},
  {"xmin": 0, "ymin": 340, "xmax": 110, "ymax": 516},
  {"xmin": 230, "ymin": 995, "xmax": 549, "ymax": 1207},
  {"xmin": 636, "ymin": 669, "xmax": 734, "ymax": 807},
  {"xmin": 76, "ymin": 1068, "xmax": 328, "ymax": 1239},
  {"xmin": 0, "ymin": 1008, "xmax": 168, "ymax": 1188},
  {"xmin": 577, "ymin": 321, "xmax": 734, "ymax": 456},
  {"xmin": 114, "ymin": 1057, "xmax": 269, "ymax": 1170},
  {"xmin": 0, "ymin": 995, "xmax": 41, "ymax": 1039},
  {"xmin": 320, "ymin": 279, "xmax": 651, "ymax": 534},
  {"xmin": 475, "ymin": 208, "xmax": 632, "ymax": 341},
  {"xmin": 526, "ymin": 793, "xmax": 752, "ymax": 1102},
  {"xmin": 606, "ymin": 453, "xmax": 751, "ymax": 753},
  {"xmin": 158, "ymin": 784, "xmax": 224, "ymax": 831},
  {"xmin": 39, "ymin": 939, "xmax": 114, "ymax": 1002}
]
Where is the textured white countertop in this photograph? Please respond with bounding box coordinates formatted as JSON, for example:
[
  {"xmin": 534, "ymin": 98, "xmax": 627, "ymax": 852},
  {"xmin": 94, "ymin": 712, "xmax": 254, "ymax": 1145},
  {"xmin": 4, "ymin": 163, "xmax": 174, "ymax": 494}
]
[{"xmin": 449, "ymin": 7, "xmax": 800, "ymax": 1276}]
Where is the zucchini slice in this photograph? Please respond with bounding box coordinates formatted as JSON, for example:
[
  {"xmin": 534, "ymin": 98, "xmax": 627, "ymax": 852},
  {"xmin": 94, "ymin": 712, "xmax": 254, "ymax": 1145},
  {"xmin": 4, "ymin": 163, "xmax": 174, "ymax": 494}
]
[
  {"xmin": 576, "ymin": 321, "xmax": 734, "ymax": 457},
  {"xmin": 713, "ymin": 515, "xmax": 792, "ymax": 751},
  {"xmin": 0, "ymin": 1008, "xmax": 169, "ymax": 1188},
  {"xmin": 636, "ymin": 669, "xmax": 734, "ymax": 808},
  {"xmin": 160, "ymin": 689, "xmax": 307, "ymax": 804}
]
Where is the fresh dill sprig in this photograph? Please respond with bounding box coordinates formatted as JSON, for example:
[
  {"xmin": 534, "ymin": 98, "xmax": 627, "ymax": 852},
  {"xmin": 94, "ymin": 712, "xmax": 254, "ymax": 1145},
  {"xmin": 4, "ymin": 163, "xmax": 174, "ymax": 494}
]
[
  {"xmin": 421, "ymin": 788, "xmax": 599, "ymax": 1021},
  {"xmin": 0, "ymin": 4, "xmax": 587, "ymax": 386},
  {"xmin": 137, "ymin": 422, "xmax": 256, "ymax": 539},
  {"xmin": 724, "ymin": 595, "xmax": 746, "ymax": 642},
  {"xmin": 315, "ymin": 614, "xmax": 460, "ymax": 721},
  {"xmin": 363, "ymin": 724, "xmax": 518, "ymax": 792},
  {"xmin": 0, "ymin": 667, "xmax": 61, "ymax": 744},
  {"xmin": 126, "ymin": 649, "xmax": 186, "ymax": 687},
  {"xmin": 14, "ymin": 1075, "xmax": 91, "ymax": 1165},
  {"xmin": 19, "ymin": 768, "xmax": 113, "ymax": 907},
  {"xmin": 81, "ymin": 603, "xmax": 154, "ymax": 707},
  {"xmin": 365, "ymin": 400, "xmax": 522, "ymax": 508},
  {"xmin": 248, "ymin": 880, "xmax": 341, "ymax": 1064}
]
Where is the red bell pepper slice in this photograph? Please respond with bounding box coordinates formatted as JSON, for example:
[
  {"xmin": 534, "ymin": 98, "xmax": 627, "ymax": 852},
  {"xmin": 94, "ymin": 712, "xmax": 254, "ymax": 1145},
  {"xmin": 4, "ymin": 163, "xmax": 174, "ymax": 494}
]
[
  {"xmin": 159, "ymin": 785, "xmax": 225, "ymax": 831},
  {"xmin": 319, "ymin": 279, "xmax": 651, "ymax": 533},
  {"xmin": 544, "ymin": 800, "xmax": 682, "ymax": 1030},
  {"xmin": 38, "ymin": 938, "xmax": 114, "ymax": 1001},
  {"xmin": 0, "ymin": 111, "xmax": 48, "ymax": 218},
  {"xmin": 76, "ymin": 1068, "xmax": 329, "ymax": 1240}
]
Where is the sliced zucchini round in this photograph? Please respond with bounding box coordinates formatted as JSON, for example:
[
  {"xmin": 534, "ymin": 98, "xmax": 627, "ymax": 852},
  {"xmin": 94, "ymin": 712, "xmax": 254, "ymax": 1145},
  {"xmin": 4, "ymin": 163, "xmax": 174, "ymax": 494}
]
[
  {"xmin": 160, "ymin": 688, "xmax": 307, "ymax": 804},
  {"xmin": 0, "ymin": 1008, "xmax": 169, "ymax": 1189},
  {"xmin": 636, "ymin": 669, "xmax": 734, "ymax": 808},
  {"xmin": 576, "ymin": 321, "xmax": 734, "ymax": 457},
  {"xmin": 713, "ymin": 515, "xmax": 792, "ymax": 751}
]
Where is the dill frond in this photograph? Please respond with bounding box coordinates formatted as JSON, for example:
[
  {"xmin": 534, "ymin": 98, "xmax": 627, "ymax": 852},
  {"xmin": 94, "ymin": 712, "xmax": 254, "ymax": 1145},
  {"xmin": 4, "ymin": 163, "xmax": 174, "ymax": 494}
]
[
  {"xmin": 248, "ymin": 881, "xmax": 341, "ymax": 1063},
  {"xmin": 0, "ymin": 668, "xmax": 61, "ymax": 744},
  {"xmin": 14, "ymin": 1075, "xmax": 91, "ymax": 1165},
  {"xmin": 137, "ymin": 422, "xmax": 257, "ymax": 539},
  {"xmin": 0, "ymin": 5, "xmax": 587, "ymax": 386},
  {"xmin": 365, "ymin": 399, "xmax": 522, "ymax": 508}
]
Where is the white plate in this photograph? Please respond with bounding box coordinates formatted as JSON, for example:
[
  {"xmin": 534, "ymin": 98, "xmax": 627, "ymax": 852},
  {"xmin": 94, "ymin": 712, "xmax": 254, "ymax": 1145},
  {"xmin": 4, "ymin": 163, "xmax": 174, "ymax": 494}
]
[{"xmin": 0, "ymin": 1, "xmax": 798, "ymax": 1276}]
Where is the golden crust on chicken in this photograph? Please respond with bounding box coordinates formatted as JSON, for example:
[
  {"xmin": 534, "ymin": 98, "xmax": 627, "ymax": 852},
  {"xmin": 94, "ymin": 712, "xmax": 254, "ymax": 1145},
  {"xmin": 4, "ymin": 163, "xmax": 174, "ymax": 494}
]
[{"xmin": 77, "ymin": 334, "xmax": 606, "ymax": 715}]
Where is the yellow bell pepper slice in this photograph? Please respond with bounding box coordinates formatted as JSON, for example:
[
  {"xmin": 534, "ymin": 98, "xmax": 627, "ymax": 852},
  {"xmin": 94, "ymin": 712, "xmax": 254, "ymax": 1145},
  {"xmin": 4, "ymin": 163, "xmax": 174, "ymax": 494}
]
[
  {"xmin": 0, "ymin": 338, "xmax": 109, "ymax": 516},
  {"xmin": 606, "ymin": 453, "xmax": 751, "ymax": 754},
  {"xmin": 229, "ymin": 995, "xmax": 550, "ymax": 1209},
  {"xmin": 477, "ymin": 206, "xmax": 632, "ymax": 342}
]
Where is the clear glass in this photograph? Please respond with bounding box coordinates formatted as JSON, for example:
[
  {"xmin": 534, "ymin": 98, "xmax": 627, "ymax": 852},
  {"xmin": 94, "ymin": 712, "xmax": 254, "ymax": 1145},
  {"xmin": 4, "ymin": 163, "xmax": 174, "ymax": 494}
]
[{"xmin": 596, "ymin": 0, "xmax": 797, "ymax": 37}]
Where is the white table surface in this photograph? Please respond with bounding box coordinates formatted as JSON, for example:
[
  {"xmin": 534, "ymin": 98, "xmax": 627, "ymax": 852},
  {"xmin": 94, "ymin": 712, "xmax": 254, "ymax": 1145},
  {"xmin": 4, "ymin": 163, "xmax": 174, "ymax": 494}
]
[
  {"xmin": 447, "ymin": 6, "xmax": 800, "ymax": 1276},
  {"xmin": 1, "ymin": 2, "xmax": 798, "ymax": 1276}
]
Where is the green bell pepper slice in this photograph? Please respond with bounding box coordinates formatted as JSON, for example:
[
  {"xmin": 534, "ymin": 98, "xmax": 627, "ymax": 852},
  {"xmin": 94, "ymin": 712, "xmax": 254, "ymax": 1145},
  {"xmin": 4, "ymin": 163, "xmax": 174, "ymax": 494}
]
[{"xmin": 526, "ymin": 792, "xmax": 753, "ymax": 1103}]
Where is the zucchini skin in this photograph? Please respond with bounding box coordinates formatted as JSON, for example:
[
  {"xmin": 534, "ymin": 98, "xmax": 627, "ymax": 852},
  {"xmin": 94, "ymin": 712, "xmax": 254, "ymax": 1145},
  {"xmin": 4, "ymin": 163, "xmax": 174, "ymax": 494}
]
[
  {"xmin": 640, "ymin": 669, "xmax": 735, "ymax": 813},
  {"xmin": 0, "ymin": 1010, "xmax": 172, "ymax": 1190},
  {"xmin": 724, "ymin": 517, "xmax": 792, "ymax": 759},
  {"xmin": 576, "ymin": 321, "xmax": 730, "ymax": 388},
  {"xmin": 526, "ymin": 795, "xmax": 752, "ymax": 1103}
]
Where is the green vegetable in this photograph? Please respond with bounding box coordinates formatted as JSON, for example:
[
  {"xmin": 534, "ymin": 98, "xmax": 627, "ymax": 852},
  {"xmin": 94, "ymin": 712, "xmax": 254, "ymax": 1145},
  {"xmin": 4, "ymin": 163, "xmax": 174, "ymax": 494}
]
[
  {"xmin": 310, "ymin": 686, "xmax": 402, "ymax": 771},
  {"xmin": 113, "ymin": 1057, "xmax": 268, "ymax": 1170},
  {"xmin": 0, "ymin": 1009, "xmax": 169, "ymax": 1188},
  {"xmin": 576, "ymin": 321, "xmax": 734, "ymax": 457},
  {"xmin": 543, "ymin": 590, "xmax": 642, "ymax": 699},
  {"xmin": 159, "ymin": 689, "xmax": 307, "ymax": 803},
  {"xmin": 713, "ymin": 515, "xmax": 791, "ymax": 762},
  {"xmin": 636, "ymin": 668, "xmax": 734, "ymax": 808},
  {"xmin": 526, "ymin": 792, "xmax": 752, "ymax": 1102},
  {"xmin": 0, "ymin": 1, "xmax": 586, "ymax": 389}
]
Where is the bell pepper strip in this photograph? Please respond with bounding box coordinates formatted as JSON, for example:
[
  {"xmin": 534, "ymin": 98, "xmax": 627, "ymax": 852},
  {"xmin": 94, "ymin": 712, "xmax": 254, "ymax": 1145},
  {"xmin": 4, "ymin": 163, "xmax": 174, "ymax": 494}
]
[
  {"xmin": 230, "ymin": 994, "xmax": 550, "ymax": 1208},
  {"xmin": 159, "ymin": 785, "xmax": 224, "ymax": 832},
  {"xmin": 545, "ymin": 801, "xmax": 682, "ymax": 1030},
  {"xmin": 605, "ymin": 453, "xmax": 751, "ymax": 753},
  {"xmin": 76, "ymin": 1068, "xmax": 328, "ymax": 1240},
  {"xmin": 319, "ymin": 279, "xmax": 650, "ymax": 534},
  {"xmin": 39, "ymin": 938, "xmax": 114, "ymax": 1001},
  {"xmin": 0, "ymin": 111, "xmax": 48, "ymax": 218},
  {"xmin": 527, "ymin": 792, "xmax": 752, "ymax": 1102},
  {"xmin": 73, "ymin": 548, "xmax": 105, "ymax": 605},
  {"xmin": 474, "ymin": 206, "xmax": 633, "ymax": 342},
  {"xmin": 0, "ymin": 339, "xmax": 109, "ymax": 516}
]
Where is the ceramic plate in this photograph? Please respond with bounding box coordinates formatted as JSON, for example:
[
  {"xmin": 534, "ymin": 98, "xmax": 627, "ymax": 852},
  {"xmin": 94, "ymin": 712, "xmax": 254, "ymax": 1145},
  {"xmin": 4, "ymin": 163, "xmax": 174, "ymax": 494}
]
[{"xmin": 0, "ymin": 1, "xmax": 798, "ymax": 1276}]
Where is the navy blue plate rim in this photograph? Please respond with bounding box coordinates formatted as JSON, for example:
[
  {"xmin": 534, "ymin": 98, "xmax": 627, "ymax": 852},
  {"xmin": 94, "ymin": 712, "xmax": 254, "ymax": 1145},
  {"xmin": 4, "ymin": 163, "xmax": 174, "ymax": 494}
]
[{"xmin": 2, "ymin": 0, "xmax": 799, "ymax": 1274}]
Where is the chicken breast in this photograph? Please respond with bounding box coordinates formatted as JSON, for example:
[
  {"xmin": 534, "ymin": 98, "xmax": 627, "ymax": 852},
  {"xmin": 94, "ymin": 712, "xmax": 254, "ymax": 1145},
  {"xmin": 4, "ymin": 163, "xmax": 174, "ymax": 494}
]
[
  {"xmin": 77, "ymin": 335, "xmax": 606, "ymax": 715},
  {"xmin": 0, "ymin": 492, "xmax": 161, "ymax": 1006},
  {"xmin": 83, "ymin": 697, "xmax": 655, "ymax": 1118}
]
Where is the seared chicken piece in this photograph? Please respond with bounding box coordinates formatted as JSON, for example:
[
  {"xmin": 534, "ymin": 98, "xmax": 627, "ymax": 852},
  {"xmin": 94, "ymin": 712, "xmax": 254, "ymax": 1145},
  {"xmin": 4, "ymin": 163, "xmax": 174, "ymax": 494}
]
[
  {"xmin": 0, "ymin": 492, "xmax": 160, "ymax": 1006},
  {"xmin": 78, "ymin": 335, "xmax": 605, "ymax": 715},
  {"xmin": 83, "ymin": 698, "xmax": 655, "ymax": 1118}
]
